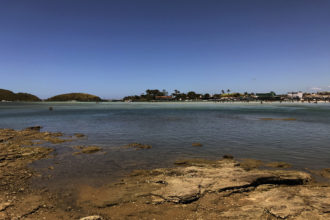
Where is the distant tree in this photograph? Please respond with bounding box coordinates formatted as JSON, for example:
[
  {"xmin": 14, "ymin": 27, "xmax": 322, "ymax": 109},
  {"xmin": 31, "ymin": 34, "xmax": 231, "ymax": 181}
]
[
  {"xmin": 213, "ymin": 94, "xmax": 221, "ymax": 99},
  {"xmin": 227, "ymin": 89, "xmax": 231, "ymax": 93},
  {"xmin": 145, "ymin": 89, "xmax": 163, "ymax": 100},
  {"xmin": 172, "ymin": 90, "xmax": 181, "ymax": 100},
  {"xmin": 174, "ymin": 92, "xmax": 187, "ymax": 101},
  {"xmin": 187, "ymin": 91, "xmax": 197, "ymax": 100},
  {"xmin": 221, "ymin": 90, "xmax": 225, "ymax": 94},
  {"xmin": 203, "ymin": 93, "xmax": 210, "ymax": 99},
  {"xmin": 180, "ymin": 93, "xmax": 187, "ymax": 100},
  {"xmin": 146, "ymin": 89, "xmax": 161, "ymax": 96}
]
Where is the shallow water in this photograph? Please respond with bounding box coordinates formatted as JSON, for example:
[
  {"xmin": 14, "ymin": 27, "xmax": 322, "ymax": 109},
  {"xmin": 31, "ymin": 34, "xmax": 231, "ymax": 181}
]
[{"xmin": 1, "ymin": 102, "xmax": 330, "ymax": 186}]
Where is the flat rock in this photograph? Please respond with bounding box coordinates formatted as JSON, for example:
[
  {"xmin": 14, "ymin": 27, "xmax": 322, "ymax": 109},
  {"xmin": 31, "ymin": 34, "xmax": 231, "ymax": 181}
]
[
  {"xmin": 150, "ymin": 160, "xmax": 310, "ymax": 203},
  {"xmin": 75, "ymin": 159, "xmax": 330, "ymax": 219},
  {"xmin": 216, "ymin": 185, "xmax": 330, "ymax": 219}
]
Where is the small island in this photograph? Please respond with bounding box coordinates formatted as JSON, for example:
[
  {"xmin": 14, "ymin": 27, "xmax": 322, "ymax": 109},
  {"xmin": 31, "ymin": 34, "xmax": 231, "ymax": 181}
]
[
  {"xmin": 46, "ymin": 93, "xmax": 102, "ymax": 102},
  {"xmin": 0, "ymin": 89, "xmax": 41, "ymax": 102}
]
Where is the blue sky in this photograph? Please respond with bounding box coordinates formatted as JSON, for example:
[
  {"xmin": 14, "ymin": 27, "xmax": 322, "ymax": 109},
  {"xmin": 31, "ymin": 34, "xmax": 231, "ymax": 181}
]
[{"xmin": 1, "ymin": 0, "xmax": 330, "ymax": 99}]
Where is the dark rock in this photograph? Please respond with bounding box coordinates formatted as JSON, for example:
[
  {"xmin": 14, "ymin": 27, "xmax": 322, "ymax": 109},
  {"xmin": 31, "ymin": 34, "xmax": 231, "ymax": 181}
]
[
  {"xmin": 25, "ymin": 126, "xmax": 42, "ymax": 131},
  {"xmin": 266, "ymin": 161, "xmax": 292, "ymax": 169},
  {"xmin": 74, "ymin": 133, "xmax": 85, "ymax": 138},
  {"xmin": 223, "ymin": 154, "xmax": 234, "ymax": 159}
]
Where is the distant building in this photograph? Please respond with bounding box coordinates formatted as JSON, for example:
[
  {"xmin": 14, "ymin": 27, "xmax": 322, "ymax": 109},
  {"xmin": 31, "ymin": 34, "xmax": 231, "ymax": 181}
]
[{"xmin": 287, "ymin": 92, "xmax": 303, "ymax": 99}]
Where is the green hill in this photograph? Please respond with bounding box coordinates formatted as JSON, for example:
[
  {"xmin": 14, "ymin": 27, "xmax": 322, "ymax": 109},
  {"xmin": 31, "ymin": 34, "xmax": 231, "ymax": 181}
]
[
  {"xmin": 0, "ymin": 89, "xmax": 41, "ymax": 101},
  {"xmin": 46, "ymin": 93, "xmax": 102, "ymax": 102}
]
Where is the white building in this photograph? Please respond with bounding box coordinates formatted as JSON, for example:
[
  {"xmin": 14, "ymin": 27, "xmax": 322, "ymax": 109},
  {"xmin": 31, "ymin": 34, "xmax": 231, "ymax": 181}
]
[{"xmin": 287, "ymin": 92, "xmax": 303, "ymax": 99}]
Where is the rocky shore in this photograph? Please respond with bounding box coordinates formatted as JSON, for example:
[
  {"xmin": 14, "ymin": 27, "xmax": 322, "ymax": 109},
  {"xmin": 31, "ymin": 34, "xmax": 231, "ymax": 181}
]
[{"xmin": 0, "ymin": 128, "xmax": 329, "ymax": 219}]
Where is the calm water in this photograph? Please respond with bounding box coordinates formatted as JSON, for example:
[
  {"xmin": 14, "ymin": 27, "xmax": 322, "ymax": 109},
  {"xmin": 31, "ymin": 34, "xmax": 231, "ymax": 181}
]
[{"xmin": 1, "ymin": 102, "xmax": 330, "ymax": 186}]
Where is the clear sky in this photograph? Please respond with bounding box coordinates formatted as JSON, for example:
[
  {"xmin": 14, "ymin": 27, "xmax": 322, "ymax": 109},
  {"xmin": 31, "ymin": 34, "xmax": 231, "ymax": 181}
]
[{"xmin": 1, "ymin": 0, "xmax": 330, "ymax": 99}]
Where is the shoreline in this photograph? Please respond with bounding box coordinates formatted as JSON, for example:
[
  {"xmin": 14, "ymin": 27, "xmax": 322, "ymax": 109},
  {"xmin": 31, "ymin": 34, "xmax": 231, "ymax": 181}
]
[
  {"xmin": 0, "ymin": 128, "xmax": 329, "ymax": 219},
  {"xmin": 2, "ymin": 100, "xmax": 330, "ymax": 106}
]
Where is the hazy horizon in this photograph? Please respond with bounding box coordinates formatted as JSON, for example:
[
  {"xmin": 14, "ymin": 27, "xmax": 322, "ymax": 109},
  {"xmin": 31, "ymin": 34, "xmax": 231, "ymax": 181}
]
[{"xmin": 1, "ymin": 0, "xmax": 330, "ymax": 99}]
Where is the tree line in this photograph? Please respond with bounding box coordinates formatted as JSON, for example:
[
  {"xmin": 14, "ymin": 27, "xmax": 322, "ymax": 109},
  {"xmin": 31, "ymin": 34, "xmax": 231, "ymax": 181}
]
[{"xmin": 123, "ymin": 89, "xmax": 257, "ymax": 101}]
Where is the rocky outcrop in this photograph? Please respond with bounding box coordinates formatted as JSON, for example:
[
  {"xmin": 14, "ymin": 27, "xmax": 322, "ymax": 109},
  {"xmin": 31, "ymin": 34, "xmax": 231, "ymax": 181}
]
[
  {"xmin": 0, "ymin": 128, "xmax": 70, "ymax": 219},
  {"xmin": 146, "ymin": 159, "xmax": 310, "ymax": 204},
  {"xmin": 76, "ymin": 158, "xmax": 329, "ymax": 219},
  {"xmin": 0, "ymin": 128, "xmax": 70, "ymax": 193}
]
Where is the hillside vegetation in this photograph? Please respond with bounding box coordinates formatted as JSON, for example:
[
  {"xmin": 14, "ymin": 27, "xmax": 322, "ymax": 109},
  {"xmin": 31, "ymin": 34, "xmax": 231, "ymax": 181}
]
[
  {"xmin": 46, "ymin": 93, "xmax": 102, "ymax": 102},
  {"xmin": 0, "ymin": 89, "xmax": 41, "ymax": 101}
]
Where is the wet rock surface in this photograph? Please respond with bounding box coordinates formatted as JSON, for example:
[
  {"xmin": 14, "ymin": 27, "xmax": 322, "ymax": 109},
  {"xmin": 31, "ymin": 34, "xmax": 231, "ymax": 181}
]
[
  {"xmin": 0, "ymin": 128, "xmax": 329, "ymax": 219},
  {"xmin": 191, "ymin": 142, "xmax": 203, "ymax": 147},
  {"xmin": 73, "ymin": 145, "xmax": 102, "ymax": 154},
  {"xmin": 266, "ymin": 161, "xmax": 292, "ymax": 168},
  {"xmin": 0, "ymin": 128, "xmax": 54, "ymax": 193},
  {"xmin": 74, "ymin": 133, "xmax": 86, "ymax": 138},
  {"xmin": 0, "ymin": 128, "xmax": 71, "ymax": 219},
  {"xmin": 122, "ymin": 142, "xmax": 152, "ymax": 150}
]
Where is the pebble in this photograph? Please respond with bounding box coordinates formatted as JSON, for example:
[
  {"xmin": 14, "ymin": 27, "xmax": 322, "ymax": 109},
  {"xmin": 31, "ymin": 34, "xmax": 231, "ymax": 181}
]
[{"xmin": 80, "ymin": 216, "xmax": 103, "ymax": 220}]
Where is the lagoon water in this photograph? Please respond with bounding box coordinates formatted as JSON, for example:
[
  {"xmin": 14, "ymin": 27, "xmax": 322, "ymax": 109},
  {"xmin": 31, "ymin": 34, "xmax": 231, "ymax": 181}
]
[{"xmin": 1, "ymin": 102, "xmax": 330, "ymax": 186}]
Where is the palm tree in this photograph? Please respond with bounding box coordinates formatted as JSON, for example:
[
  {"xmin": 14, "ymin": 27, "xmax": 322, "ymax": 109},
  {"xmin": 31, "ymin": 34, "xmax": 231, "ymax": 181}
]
[
  {"xmin": 221, "ymin": 90, "xmax": 225, "ymax": 94},
  {"xmin": 227, "ymin": 89, "xmax": 230, "ymax": 94}
]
